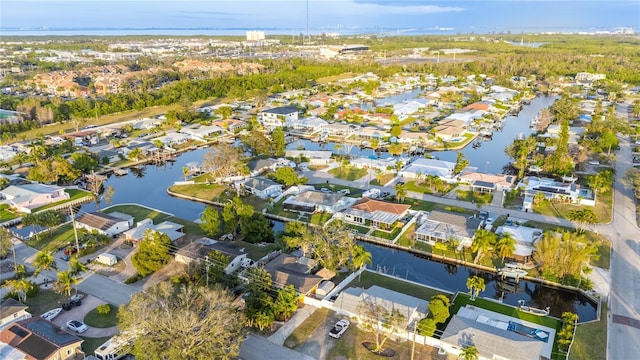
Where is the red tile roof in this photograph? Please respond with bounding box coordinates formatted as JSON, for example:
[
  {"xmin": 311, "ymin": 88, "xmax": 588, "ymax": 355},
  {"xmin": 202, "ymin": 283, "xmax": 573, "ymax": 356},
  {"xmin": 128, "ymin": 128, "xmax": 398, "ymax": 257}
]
[{"xmin": 351, "ymin": 198, "xmax": 410, "ymax": 215}]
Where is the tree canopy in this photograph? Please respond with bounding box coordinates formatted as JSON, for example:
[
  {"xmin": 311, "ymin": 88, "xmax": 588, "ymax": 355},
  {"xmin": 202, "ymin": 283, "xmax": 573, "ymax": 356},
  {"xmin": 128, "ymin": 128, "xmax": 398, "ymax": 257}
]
[{"xmin": 131, "ymin": 230, "xmax": 172, "ymax": 276}]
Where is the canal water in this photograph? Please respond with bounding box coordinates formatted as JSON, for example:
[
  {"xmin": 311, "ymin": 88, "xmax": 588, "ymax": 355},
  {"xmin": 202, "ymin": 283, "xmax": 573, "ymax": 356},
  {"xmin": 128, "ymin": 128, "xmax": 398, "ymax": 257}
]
[{"xmin": 288, "ymin": 94, "xmax": 559, "ymax": 174}]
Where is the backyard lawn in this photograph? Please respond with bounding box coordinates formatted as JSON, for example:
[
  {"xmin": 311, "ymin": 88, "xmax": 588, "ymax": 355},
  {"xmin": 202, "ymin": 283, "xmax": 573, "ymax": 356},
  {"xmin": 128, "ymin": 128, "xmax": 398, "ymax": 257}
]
[
  {"xmin": 21, "ymin": 289, "xmax": 69, "ymax": 315},
  {"xmin": 369, "ymin": 173, "xmax": 395, "ymax": 186},
  {"xmin": 533, "ymin": 189, "xmax": 613, "ymax": 224},
  {"xmin": 455, "ymin": 190, "xmax": 493, "ymax": 205},
  {"xmin": 347, "ymin": 270, "xmax": 449, "ymax": 301},
  {"xmin": 569, "ymin": 304, "xmax": 607, "ymax": 360},
  {"xmin": 328, "ymin": 166, "xmax": 368, "ymax": 181},
  {"xmin": 167, "ymin": 182, "xmax": 228, "ymax": 202}
]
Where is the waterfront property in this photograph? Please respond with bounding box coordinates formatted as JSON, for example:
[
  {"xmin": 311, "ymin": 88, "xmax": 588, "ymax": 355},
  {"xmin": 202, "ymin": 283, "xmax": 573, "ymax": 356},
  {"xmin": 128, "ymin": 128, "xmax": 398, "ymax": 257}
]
[
  {"xmin": 123, "ymin": 218, "xmax": 185, "ymax": 245},
  {"xmin": 0, "ymin": 183, "xmax": 70, "ymax": 213},
  {"xmin": 414, "ymin": 210, "xmax": 482, "ymax": 247},
  {"xmin": 259, "ymin": 105, "xmax": 299, "ymax": 130},
  {"xmin": 175, "ymin": 237, "xmax": 249, "ymax": 275},
  {"xmin": 261, "ymin": 253, "xmax": 331, "ymax": 296},
  {"xmin": 399, "ymin": 158, "xmax": 458, "ymax": 183},
  {"xmin": 241, "ymin": 177, "xmax": 283, "ymax": 199},
  {"xmin": 341, "ymin": 197, "xmax": 410, "ymax": 231},
  {"xmin": 519, "ymin": 177, "xmax": 595, "ymax": 211},
  {"xmin": 75, "ymin": 211, "xmax": 134, "ymax": 237},
  {"xmin": 459, "ymin": 172, "xmax": 517, "ymax": 192},
  {"xmin": 495, "ymin": 224, "xmax": 543, "ymax": 265},
  {"xmin": 283, "ymin": 190, "xmax": 356, "ymax": 214}
]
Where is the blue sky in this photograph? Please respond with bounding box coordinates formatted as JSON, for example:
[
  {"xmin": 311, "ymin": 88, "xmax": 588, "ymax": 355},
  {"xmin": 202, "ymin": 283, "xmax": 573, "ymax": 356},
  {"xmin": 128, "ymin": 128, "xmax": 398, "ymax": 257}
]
[{"xmin": 1, "ymin": 1, "xmax": 638, "ymax": 33}]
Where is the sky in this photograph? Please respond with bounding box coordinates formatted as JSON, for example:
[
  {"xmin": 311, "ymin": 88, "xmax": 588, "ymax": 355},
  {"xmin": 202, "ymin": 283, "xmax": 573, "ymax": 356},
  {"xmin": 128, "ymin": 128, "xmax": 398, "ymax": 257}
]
[{"xmin": 1, "ymin": 0, "xmax": 638, "ymax": 34}]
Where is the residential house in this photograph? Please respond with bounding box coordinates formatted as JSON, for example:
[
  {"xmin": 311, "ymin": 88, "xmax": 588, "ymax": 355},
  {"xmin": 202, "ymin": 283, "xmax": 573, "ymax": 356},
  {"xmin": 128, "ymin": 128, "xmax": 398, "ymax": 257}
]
[
  {"xmin": 283, "ymin": 190, "xmax": 357, "ymax": 214},
  {"xmin": 321, "ymin": 124, "xmax": 356, "ymax": 138},
  {"xmin": 459, "ymin": 172, "xmax": 517, "ymax": 192},
  {"xmin": 118, "ymin": 141, "xmax": 157, "ymax": 158},
  {"xmin": 399, "ymin": 158, "xmax": 458, "ymax": 183},
  {"xmin": 398, "ymin": 130, "xmax": 428, "ymax": 146},
  {"xmin": 440, "ymin": 305, "xmax": 554, "ymax": 360},
  {"xmin": 364, "ymin": 113, "xmax": 392, "ymax": 124},
  {"xmin": 308, "ymin": 106, "xmax": 328, "ymax": 117},
  {"xmin": 342, "ymin": 198, "xmax": 410, "ymax": 231},
  {"xmin": 131, "ymin": 118, "xmax": 162, "ymax": 130},
  {"xmin": 123, "ymin": 218, "xmax": 185, "ymax": 245},
  {"xmin": 242, "ymin": 177, "xmax": 283, "ymax": 199},
  {"xmin": 289, "ymin": 117, "xmax": 328, "ymax": 133},
  {"xmin": 96, "ymin": 149, "xmax": 121, "ymax": 164},
  {"xmin": 246, "ymin": 158, "xmax": 278, "ymax": 176},
  {"xmin": 263, "ymin": 253, "xmax": 329, "ymax": 296},
  {"xmin": 259, "ymin": 106, "xmax": 299, "ymax": 129},
  {"xmin": 0, "ymin": 299, "xmax": 31, "ymax": 331},
  {"xmin": 175, "ymin": 238, "xmax": 249, "ymax": 274},
  {"xmin": 285, "ymin": 150, "xmax": 333, "ymax": 165},
  {"xmin": 180, "ymin": 125, "xmax": 224, "ymax": 141},
  {"xmin": 0, "ymin": 184, "xmax": 70, "ymax": 213},
  {"xmin": 350, "ymin": 156, "xmax": 405, "ymax": 172},
  {"xmin": 520, "ymin": 177, "xmax": 595, "ymax": 210},
  {"xmin": 414, "ymin": 210, "xmax": 482, "ymax": 247},
  {"xmin": 393, "ymin": 100, "xmax": 424, "ymax": 118},
  {"xmin": 211, "ymin": 119, "xmax": 247, "ymax": 133},
  {"xmin": 153, "ymin": 132, "xmax": 192, "ymax": 147},
  {"xmin": 352, "ymin": 127, "xmax": 385, "ymax": 142},
  {"xmin": 495, "ymin": 225, "xmax": 543, "ymax": 264},
  {"xmin": 0, "ymin": 317, "xmax": 84, "ymax": 360},
  {"xmin": 333, "ymin": 285, "xmax": 428, "ymax": 327},
  {"xmin": 74, "ymin": 211, "xmax": 134, "ymax": 238}
]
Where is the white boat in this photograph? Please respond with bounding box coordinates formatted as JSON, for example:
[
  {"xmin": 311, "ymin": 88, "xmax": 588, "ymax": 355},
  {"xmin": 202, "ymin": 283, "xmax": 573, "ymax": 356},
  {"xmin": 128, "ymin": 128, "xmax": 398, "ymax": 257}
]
[
  {"xmin": 518, "ymin": 300, "xmax": 550, "ymax": 316},
  {"xmin": 498, "ymin": 264, "xmax": 528, "ymax": 280},
  {"xmin": 41, "ymin": 307, "xmax": 63, "ymax": 321}
]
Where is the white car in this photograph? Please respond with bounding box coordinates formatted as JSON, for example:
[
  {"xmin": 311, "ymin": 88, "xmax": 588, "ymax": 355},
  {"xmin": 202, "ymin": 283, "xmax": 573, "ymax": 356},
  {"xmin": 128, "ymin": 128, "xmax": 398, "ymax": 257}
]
[
  {"xmin": 66, "ymin": 320, "xmax": 88, "ymax": 333},
  {"xmin": 329, "ymin": 319, "xmax": 350, "ymax": 339},
  {"xmin": 484, "ymin": 217, "xmax": 495, "ymax": 229}
]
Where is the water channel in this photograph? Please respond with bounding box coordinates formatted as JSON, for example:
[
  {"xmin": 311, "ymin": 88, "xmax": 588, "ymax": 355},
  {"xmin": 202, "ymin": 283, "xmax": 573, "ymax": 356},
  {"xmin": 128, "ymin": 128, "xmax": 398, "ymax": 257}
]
[
  {"xmin": 287, "ymin": 94, "xmax": 559, "ymax": 174},
  {"xmin": 14, "ymin": 93, "xmax": 595, "ymax": 321}
]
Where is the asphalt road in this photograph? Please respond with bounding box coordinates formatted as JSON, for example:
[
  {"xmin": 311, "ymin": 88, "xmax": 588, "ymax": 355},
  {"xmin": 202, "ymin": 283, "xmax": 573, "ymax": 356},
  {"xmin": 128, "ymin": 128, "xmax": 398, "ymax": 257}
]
[{"xmin": 602, "ymin": 135, "xmax": 640, "ymax": 360}]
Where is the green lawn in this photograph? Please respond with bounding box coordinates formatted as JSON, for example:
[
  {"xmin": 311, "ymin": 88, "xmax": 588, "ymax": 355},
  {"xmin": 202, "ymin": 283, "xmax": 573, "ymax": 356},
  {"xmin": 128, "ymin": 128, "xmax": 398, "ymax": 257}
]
[
  {"xmin": 284, "ymin": 307, "xmax": 331, "ymax": 349},
  {"xmin": 328, "ymin": 166, "xmax": 368, "ymax": 181},
  {"xmin": 84, "ymin": 304, "xmax": 119, "ymax": 328},
  {"xmin": 0, "ymin": 204, "xmax": 19, "ymax": 222},
  {"xmin": 395, "ymin": 224, "xmax": 416, "ymax": 247},
  {"xmin": 167, "ymin": 183, "xmax": 228, "ymax": 202},
  {"xmin": 81, "ymin": 336, "xmax": 112, "ymax": 357},
  {"xmin": 265, "ymin": 199, "xmax": 299, "ymax": 220},
  {"xmin": 32, "ymin": 189, "xmax": 94, "ymax": 212},
  {"xmin": 22, "ymin": 289, "xmax": 69, "ymax": 315},
  {"xmin": 533, "ymin": 189, "xmax": 613, "ymax": 224},
  {"xmin": 456, "ymin": 190, "xmax": 493, "ymax": 205},
  {"xmin": 345, "ymin": 223, "xmax": 370, "ymax": 234},
  {"xmin": 104, "ymin": 204, "xmax": 172, "ymax": 223},
  {"xmin": 233, "ymin": 240, "xmax": 279, "ymax": 261},
  {"xmin": 309, "ymin": 212, "xmax": 333, "ymax": 225},
  {"xmin": 590, "ymin": 235, "xmax": 611, "ymax": 270},
  {"xmin": 371, "ymin": 226, "xmax": 402, "ymax": 240},
  {"xmin": 397, "ymin": 198, "xmax": 437, "ymax": 212},
  {"xmin": 404, "ymin": 180, "xmax": 453, "ymax": 195},
  {"xmin": 568, "ymin": 304, "xmax": 607, "ymax": 360},
  {"xmin": 369, "ymin": 173, "xmax": 395, "ymax": 186},
  {"xmin": 347, "ymin": 270, "xmax": 449, "ymax": 301}
]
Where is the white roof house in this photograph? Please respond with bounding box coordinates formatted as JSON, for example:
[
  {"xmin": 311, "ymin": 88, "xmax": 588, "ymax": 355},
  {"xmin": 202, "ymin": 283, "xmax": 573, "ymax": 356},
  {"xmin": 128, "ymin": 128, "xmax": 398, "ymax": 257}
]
[
  {"xmin": 289, "ymin": 117, "xmax": 328, "ymax": 133},
  {"xmin": 495, "ymin": 225, "xmax": 543, "ymax": 263},
  {"xmin": 0, "ymin": 184, "xmax": 70, "ymax": 213},
  {"xmin": 399, "ymin": 158, "xmax": 457, "ymax": 183},
  {"xmin": 180, "ymin": 125, "xmax": 224, "ymax": 141},
  {"xmin": 153, "ymin": 132, "xmax": 193, "ymax": 147},
  {"xmin": 123, "ymin": 218, "xmax": 185, "ymax": 244}
]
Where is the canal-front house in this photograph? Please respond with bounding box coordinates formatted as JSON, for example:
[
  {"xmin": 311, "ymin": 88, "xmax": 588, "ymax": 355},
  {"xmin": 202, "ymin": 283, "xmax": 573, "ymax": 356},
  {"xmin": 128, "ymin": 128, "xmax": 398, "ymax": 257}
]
[
  {"xmin": 0, "ymin": 183, "xmax": 70, "ymax": 214},
  {"xmin": 75, "ymin": 211, "xmax": 134, "ymax": 238},
  {"xmin": 341, "ymin": 198, "xmax": 410, "ymax": 231},
  {"xmin": 399, "ymin": 158, "xmax": 458, "ymax": 184},
  {"xmin": 176, "ymin": 238, "xmax": 249, "ymax": 275},
  {"xmin": 283, "ymin": 190, "xmax": 356, "ymax": 214},
  {"xmin": 259, "ymin": 105, "xmax": 299, "ymax": 130},
  {"xmin": 495, "ymin": 224, "xmax": 543, "ymax": 265},
  {"xmin": 211, "ymin": 118, "xmax": 247, "ymax": 133},
  {"xmin": 123, "ymin": 218, "xmax": 185, "ymax": 245},
  {"xmin": 242, "ymin": 177, "xmax": 283, "ymax": 199},
  {"xmin": 459, "ymin": 172, "xmax": 517, "ymax": 193},
  {"xmin": 285, "ymin": 150, "xmax": 333, "ymax": 166},
  {"xmin": 414, "ymin": 210, "xmax": 482, "ymax": 247}
]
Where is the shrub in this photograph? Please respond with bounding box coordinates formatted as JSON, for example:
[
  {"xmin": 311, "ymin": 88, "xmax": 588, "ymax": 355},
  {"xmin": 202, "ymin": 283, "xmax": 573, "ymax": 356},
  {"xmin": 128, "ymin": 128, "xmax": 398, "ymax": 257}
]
[
  {"xmin": 97, "ymin": 304, "xmax": 111, "ymax": 316},
  {"xmin": 125, "ymin": 274, "xmax": 142, "ymax": 284}
]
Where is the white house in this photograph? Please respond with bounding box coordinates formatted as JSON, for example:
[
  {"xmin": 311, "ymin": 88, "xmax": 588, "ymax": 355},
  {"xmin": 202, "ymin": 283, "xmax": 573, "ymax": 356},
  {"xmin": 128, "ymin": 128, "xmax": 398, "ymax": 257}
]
[
  {"xmin": 398, "ymin": 158, "xmax": 458, "ymax": 183},
  {"xmin": 520, "ymin": 177, "xmax": 595, "ymax": 210},
  {"xmin": 259, "ymin": 106, "xmax": 299, "ymax": 129},
  {"xmin": 242, "ymin": 177, "xmax": 283, "ymax": 199},
  {"xmin": 175, "ymin": 238, "xmax": 249, "ymax": 275},
  {"xmin": 180, "ymin": 125, "xmax": 224, "ymax": 141},
  {"xmin": 283, "ymin": 190, "xmax": 357, "ymax": 214},
  {"xmin": 285, "ymin": 150, "xmax": 333, "ymax": 165},
  {"xmin": 75, "ymin": 211, "xmax": 134, "ymax": 237},
  {"xmin": 0, "ymin": 184, "xmax": 70, "ymax": 213},
  {"xmin": 152, "ymin": 132, "xmax": 192, "ymax": 147},
  {"xmin": 123, "ymin": 218, "xmax": 185, "ymax": 245},
  {"xmin": 289, "ymin": 117, "xmax": 328, "ymax": 133},
  {"xmin": 495, "ymin": 225, "xmax": 543, "ymax": 264},
  {"xmin": 0, "ymin": 299, "xmax": 31, "ymax": 331}
]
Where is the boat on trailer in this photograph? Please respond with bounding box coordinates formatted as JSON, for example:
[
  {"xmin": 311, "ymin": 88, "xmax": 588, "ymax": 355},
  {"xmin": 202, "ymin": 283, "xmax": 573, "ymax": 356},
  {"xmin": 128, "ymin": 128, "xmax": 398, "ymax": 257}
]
[{"xmin": 518, "ymin": 300, "xmax": 550, "ymax": 316}]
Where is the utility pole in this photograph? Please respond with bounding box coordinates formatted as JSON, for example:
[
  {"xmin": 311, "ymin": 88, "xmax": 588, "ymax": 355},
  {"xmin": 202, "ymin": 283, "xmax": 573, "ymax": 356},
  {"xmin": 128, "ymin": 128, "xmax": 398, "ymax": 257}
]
[
  {"xmin": 12, "ymin": 244, "xmax": 18, "ymax": 273},
  {"xmin": 205, "ymin": 255, "xmax": 210, "ymax": 287},
  {"xmin": 69, "ymin": 205, "xmax": 80, "ymax": 256}
]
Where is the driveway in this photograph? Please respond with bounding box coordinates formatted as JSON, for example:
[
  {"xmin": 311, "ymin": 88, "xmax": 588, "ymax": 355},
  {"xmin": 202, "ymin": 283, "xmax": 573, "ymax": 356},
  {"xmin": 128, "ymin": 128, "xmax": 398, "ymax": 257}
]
[
  {"xmin": 295, "ymin": 311, "xmax": 344, "ymax": 360},
  {"xmin": 240, "ymin": 334, "xmax": 315, "ymax": 360},
  {"xmin": 49, "ymin": 294, "xmax": 119, "ymax": 338}
]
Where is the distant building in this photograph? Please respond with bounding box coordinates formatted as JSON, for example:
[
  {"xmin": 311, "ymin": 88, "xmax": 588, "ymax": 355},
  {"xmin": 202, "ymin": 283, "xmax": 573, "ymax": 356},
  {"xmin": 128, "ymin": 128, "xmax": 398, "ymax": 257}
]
[
  {"xmin": 259, "ymin": 106, "xmax": 299, "ymax": 129},
  {"xmin": 575, "ymin": 72, "xmax": 606, "ymax": 82},
  {"xmin": 246, "ymin": 31, "xmax": 265, "ymax": 41}
]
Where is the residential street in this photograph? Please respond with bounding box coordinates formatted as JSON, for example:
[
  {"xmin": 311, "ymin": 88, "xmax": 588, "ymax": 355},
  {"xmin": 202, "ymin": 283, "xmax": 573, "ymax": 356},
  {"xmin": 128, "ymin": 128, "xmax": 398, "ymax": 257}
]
[{"xmin": 601, "ymin": 135, "xmax": 640, "ymax": 360}]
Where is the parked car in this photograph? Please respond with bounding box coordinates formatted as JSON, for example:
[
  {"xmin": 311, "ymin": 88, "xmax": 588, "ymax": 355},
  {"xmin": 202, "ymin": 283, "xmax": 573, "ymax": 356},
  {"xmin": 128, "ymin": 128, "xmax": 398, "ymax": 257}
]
[
  {"xmin": 396, "ymin": 180, "xmax": 405, "ymax": 186},
  {"xmin": 329, "ymin": 319, "xmax": 350, "ymax": 339},
  {"xmin": 380, "ymin": 191, "xmax": 390, "ymax": 198},
  {"xmin": 338, "ymin": 189, "xmax": 350, "ymax": 195},
  {"xmin": 66, "ymin": 320, "xmax": 88, "ymax": 333},
  {"xmin": 484, "ymin": 217, "xmax": 495, "ymax": 229},
  {"xmin": 320, "ymin": 188, "xmax": 332, "ymax": 193},
  {"xmin": 64, "ymin": 247, "xmax": 78, "ymax": 256}
]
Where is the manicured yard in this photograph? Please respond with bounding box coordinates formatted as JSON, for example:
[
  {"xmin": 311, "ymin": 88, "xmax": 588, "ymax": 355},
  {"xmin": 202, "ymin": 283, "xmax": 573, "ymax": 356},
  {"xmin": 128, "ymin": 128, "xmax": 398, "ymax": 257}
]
[
  {"xmin": 395, "ymin": 224, "xmax": 416, "ymax": 247},
  {"xmin": 105, "ymin": 204, "xmax": 172, "ymax": 223},
  {"xmin": 233, "ymin": 240, "xmax": 279, "ymax": 261},
  {"xmin": 455, "ymin": 190, "xmax": 493, "ymax": 205},
  {"xmin": 22, "ymin": 289, "xmax": 69, "ymax": 316},
  {"xmin": 404, "ymin": 180, "xmax": 453, "ymax": 195},
  {"xmin": 329, "ymin": 318, "xmax": 445, "ymax": 360},
  {"xmin": 590, "ymin": 235, "xmax": 611, "ymax": 270},
  {"xmin": 33, "ymin": 189, "xmax": 94, "ymax": 212},
  {"xmin": 347, "ymin": 270, "xmax": 449, "ymax": 301},
  {"xmin": 533, "ymin": 189, "xmax": 613, "ymax": 224},
  {"xmin": 371, "ymin": 226, "xmax": 402, "ymax": 240},
  {"xmin": 284, "ymin": 307, "xmax": 331, "ymax": 349},
  {"xmin": 266, "ymin": 199, "xmax": 299, "ymax": 220},
  {"xmin": 345, "ymin": 223, "xmax": 370, "ymax": 234},
  {"xmin": 328, "ymin": 166, "xmax": 368, "ymax": 181},
  {"xmin": 398, "ymin": 198, "xmax": 437, "ymax": 212},
  {"xmin": 569, "ymin": 304, "xmax": 607, "ymax": 360},
  {"xmin": 30, "ymin": 223, "xmax": 77, "ymax": 251},
  {"xmin": 84, "ymin": 304, "xmax": 119, "ymax": 328},
  {"xmin": 167, "ymin": 182, "xmax": 228, "ymax": 202},
  {"xmin": 0, "ymin": 204, "xmax": 19, "ymax": 222},
  {"xmin": 81, "ymin": 336, "xmax": 112, "ymax": 357},
  {"xmin": 309, "ymin": 212, "xmax": 333, "ymax": 225},
  {"xmin": 369, "ymin": 173, "xmax": 395, "ymax": 186}
]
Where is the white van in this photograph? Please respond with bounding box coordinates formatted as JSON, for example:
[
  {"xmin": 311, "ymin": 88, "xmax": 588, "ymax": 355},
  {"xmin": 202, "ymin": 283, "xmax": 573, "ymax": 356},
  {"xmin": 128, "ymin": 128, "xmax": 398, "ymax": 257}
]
[{"xmin": 96, "ymin": 253, "xmax": 118, "ymax": 266}]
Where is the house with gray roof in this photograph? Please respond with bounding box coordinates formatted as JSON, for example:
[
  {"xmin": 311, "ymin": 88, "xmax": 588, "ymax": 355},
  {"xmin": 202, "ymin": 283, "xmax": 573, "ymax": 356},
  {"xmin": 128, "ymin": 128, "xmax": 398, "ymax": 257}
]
[
  {"xmin": 262, "ymin": 253, "xmax": 329, "ymax": 295},
  {"xmin": 0, "ymin": 183, "xmax": 70, "ymax": 213},
  {"xmin": 242, "ymin": 177, "xmax": 283, "ymax": 199},
  {"xmin": 175, "ymin": 238, "xmax": 249, "ymax": 274},
  {"xmin": 123, "ymin": 218, "xmax": 185, "ymax": 245},
  {"xmin": 259, "ymin": 105, "xmax": 299, "ymax": 129},
  {"xmin": 283, "ymin": 190, "xmax": 356, "ymax": 214},
  {"xmin": 415, "ymin": 210, "xmax": 482, "ymax": 247},
  {"xmin": 0, "ymin": 299, "xmax": 31, "ymax": 331},
  {"xmin": 75, "ymin": 211, "xmax": 134, "ymax": 237},
  {"xmin": 246, "ymin": 158, "xmax": 278, "ymax": 176},
  {"xmin": 333, "ymin": 285, "xmax": 428, "ymax": 327}
]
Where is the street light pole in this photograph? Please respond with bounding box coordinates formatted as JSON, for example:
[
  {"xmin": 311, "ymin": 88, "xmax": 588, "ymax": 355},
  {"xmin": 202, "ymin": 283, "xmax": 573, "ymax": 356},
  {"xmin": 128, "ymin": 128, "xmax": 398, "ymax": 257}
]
[{"xmin": 205, "ymin": 255, "xmax": 210, "ymax": 287}]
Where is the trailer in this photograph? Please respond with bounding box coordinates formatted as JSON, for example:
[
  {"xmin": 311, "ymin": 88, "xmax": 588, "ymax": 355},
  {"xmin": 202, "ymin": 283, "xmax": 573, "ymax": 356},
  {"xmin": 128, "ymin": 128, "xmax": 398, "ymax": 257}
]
[{"xmin": 94, "ymin": 335, "xmax": 132, "ymax": 360}]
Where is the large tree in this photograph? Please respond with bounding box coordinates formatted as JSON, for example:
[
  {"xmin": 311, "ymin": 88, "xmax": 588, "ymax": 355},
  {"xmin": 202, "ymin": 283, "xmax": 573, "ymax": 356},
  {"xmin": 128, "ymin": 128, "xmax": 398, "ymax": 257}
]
[
  {"xmin": 466, "ymin": 276, "xmax": 485, "ymax": 301},
  {"xmin": 32, "ymin": 251, "xmax": 57, "ymax": 275},
  {"xmin": 495, "ymin": 232, "xmax": 516, "ymax": 262},
  {"xmin": 201, "ymin": 143, "xmax": 248, "ymax": 181},
  {"xmin": 199, "ymin": 206, "xmax": 221, "ymax": 237},
  {"xmin": 270, "ymin": 167, "xmax": 307, "ymax": 187},
  {"xmin": 271, "ymin": 127, "xmax": 286, "ymax": 157},
  {"xmin": 118, "ymin": 282, "xmax": 245, "ymax": 360},
  {"xmin": 54, "ymin": 269, "xmax": 78, "ymax": 297},
  {"xmin": 131, "ymin": 230, "xmax": 172, "ymax": 276},
  {"xmin": 454, "ymin": 151, "xmax": 469, "ymax": 175},
  {"xmin": 357, "ymin": 298, "xmax": 407, "ymax": 354},
  {"xmin": 471, "ymin": 229, "xmax": 496, "ymax": 264}
]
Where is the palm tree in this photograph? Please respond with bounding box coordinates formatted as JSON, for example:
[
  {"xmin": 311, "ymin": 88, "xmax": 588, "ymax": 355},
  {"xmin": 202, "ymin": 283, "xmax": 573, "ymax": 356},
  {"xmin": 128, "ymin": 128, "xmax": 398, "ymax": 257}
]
[
  {"xmin": 466, "ymin": 276, "xmax": 485, "ymax": 301},
  {"xmin": 566, "ymin": 208, "xmax": 597, "ymax": 233},
  {"xmin": 471, "ymin": 229, "xmax": 496, "ymax": 264},
  {"xmin": 495, "ymin": 233, "xmax": 516, "ymax": 263},
  {"xmin": 351, "ymin": 245, "xmax": 372, "ymax": 280},
  {"xmin": 33, "ymin": 251, "xmax": 57, "ymax": 275},
  {"xmin": 68, "ymin": 257, "xmax": 88, "ymax": 276},
  {"xmin": 54, "ymin": 269, "xmax": 78, "ymax": 297},
  {"xmin": 2, "ymin": 278, "xmax": 33, "ymax": 303},
  {"xmin": 459, "ymin": 345, "xmax": 479, "ymax": 360},
  {"xmin": 395, "ymin": 183, "xmax": 407, "ymax": 203}
]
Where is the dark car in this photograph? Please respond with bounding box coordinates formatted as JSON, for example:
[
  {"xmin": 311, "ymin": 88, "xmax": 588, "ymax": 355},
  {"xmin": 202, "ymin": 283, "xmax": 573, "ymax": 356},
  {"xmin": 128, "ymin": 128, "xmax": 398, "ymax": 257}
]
[{"xmin": 63, "ymin": 247, "xmax": 78, "ymax": 256}]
